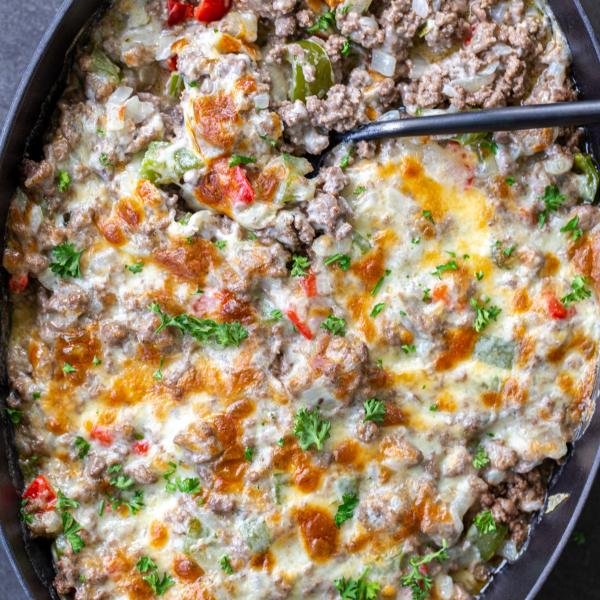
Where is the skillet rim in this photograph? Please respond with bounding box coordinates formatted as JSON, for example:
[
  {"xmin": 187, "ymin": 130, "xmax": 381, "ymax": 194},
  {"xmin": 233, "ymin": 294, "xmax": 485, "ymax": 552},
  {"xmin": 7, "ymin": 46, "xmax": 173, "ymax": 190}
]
[{"xmin": 0, "ymin": 1, "xmax": 599, "ymax": 598}]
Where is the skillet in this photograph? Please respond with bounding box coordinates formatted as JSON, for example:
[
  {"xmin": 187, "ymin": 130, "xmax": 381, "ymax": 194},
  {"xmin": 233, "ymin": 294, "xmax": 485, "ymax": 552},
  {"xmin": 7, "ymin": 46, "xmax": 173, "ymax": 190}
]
[{"xmin": 0, "ymin": 1, "xmax": 600, "ymax": 598}]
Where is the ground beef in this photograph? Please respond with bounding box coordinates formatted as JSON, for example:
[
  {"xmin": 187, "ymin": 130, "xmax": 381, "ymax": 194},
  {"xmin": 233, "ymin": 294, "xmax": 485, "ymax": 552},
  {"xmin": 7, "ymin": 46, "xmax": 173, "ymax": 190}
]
[{"xmin": 480, "ymin": 468, "xmax": 546, "ymax": 545}]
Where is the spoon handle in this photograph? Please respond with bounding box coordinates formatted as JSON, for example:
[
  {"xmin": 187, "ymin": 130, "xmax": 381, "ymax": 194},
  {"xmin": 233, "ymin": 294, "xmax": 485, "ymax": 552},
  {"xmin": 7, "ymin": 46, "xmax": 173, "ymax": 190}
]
[{"xmin": 341, "ymin": 100, "xmax": 600, "ymax": 144}]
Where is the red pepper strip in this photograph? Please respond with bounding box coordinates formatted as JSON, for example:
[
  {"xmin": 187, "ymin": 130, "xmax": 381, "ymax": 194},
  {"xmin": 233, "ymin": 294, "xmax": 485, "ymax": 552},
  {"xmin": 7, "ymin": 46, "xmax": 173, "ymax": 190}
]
[
  {"xmin": 133, "ymin": 440, "xmax": 150, "ymax": 455},
  {"xmin": 286, "ymin": 309, "xmax": 314, "ymax": 340},
  {"xmin": 166, "ymin": 55, "xmax": 178, "ymax": 71},
  {"xmin": 167, "ymin": 0, "xmax": 193, "ymax": 26},
  {"xmin": 546, "ymin": 293, "xmax": 569, "ymax": 320},
  {"xmin": 301, "ymin": 271, "xmax": 317, "ymax": 298},
  {"xmin": 90, "ymin": 425, "xmax": 113, "ymax": 446},
  {"xmin": 22, "ymin": 475, "xmax": 57, "ymax": 510},
  {"xmin": 9, "ymin": 274, "xmax": 28, "ymax": 294},
  {"xmin": 194, "ymin": 0, "xmax": 231, "ymax": 22},
  {"xmin": 231, "ymin": 166, "xmax": 255, "ymax": 205}
]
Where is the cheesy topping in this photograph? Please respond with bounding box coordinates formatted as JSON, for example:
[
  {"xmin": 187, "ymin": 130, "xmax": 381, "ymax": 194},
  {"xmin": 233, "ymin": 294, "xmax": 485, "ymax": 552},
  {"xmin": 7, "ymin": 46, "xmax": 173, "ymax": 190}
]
[{"xmin": 3, "ymin": 1, "xmax": 600, "ymax": 599}]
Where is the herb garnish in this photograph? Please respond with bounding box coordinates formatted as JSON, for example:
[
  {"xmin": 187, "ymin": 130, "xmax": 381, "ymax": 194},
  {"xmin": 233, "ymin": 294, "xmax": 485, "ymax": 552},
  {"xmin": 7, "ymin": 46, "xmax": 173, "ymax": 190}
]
[
  {"xmin": 50, "ymin": 243, "xmax": 83, "ymax": 278},
  {"xmin": 324, "ymin": 253, "xmax": 351, "ymax": 271},
  {"xmin": 560, "ymin": 216, "xmax": 583, "ymax": 241},
  {"xmin": 290, "ymin": 255, "xmax": 311, "ymax": 277},
  {"xmin": 400, "ymin": 542, "xmax": 448, "ymax": 600},
  {"xmin": 561, "ymin": 275, "xmax": 592, "ymax": 305},
  {"xmin": 335, "ymin": 493, "xmax": 359, "ymax": 527},
  {"xmin": 293, "ymin": 407, "xmax": 331, "ymax": 451},
  {"xmin": 363, "ymin": 398, "xmax": 386, "ymax": 424},
  {"xmin": 470, "ymin": 298, "xmax": 501, "ymax": 333},
  {"xmin": 321, "ymin": 314, "xmax": 347, "ymax": 336},
  {"xmin": 538, "ymin": 184, "xmax": 566, "ymax": 227}
]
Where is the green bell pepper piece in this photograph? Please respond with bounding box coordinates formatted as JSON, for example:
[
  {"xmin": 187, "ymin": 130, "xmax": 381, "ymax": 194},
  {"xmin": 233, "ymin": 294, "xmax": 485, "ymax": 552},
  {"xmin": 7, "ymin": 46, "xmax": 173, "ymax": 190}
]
[
  {"xmin": 467, "ymin": 522, "xmax": 508, "ymax": 561},
  {"xmin": 288, "ymin": 40, "xmax": 334, "ymax": 102},
  {"xmin": 574, "ymin": 153, "xmax": 599, "ymax": 203}
]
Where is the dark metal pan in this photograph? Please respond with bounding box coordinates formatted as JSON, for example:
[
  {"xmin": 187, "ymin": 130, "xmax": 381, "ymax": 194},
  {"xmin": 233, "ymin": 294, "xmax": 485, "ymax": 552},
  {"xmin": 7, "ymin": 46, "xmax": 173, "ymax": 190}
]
[{"xmin": 0, "ymin": 1, "xmax": 599, "ymax": 599}]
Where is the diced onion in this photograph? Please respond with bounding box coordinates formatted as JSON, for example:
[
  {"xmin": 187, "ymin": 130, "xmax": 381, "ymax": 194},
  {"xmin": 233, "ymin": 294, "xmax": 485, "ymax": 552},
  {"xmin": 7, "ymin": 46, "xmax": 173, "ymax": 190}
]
[
  {"xmin": 412, "ymin": 0, "xmax": 429, "ymax": 18},
  {"xmin": 156, "ymin": 34, "xmax": 178, "ymax": 60},
  {"xmin": 499, "ymin": 539, "xmax": 520, "ymax": 561},
  {"xmin": 371, "ymin": 49, "xmax": 397, "ymax": 77},
  {"xmin": 253, "ymin": 93, "xmax": 270, "ymax": 110},
  {"xmin": 452, "ymin": 62, "xmax": 498, "ymax": 92},
  {"xmin": 125, "ymin": 96, "xmax": 155, "ymax": 123},
  {"xmin": 410, "ymin": 55, "xmax": 429, "ymax": 79},
  {"xmin": 108, "ymin": 86, "xmax": 133, "ymax": 105},
  {"xmin": 544, "ymin": 154, "xmax": 573, "ymax": 175},
  {"xmin": 434, "ymin": 574, "xmax": 454, "ymax": 600},
  {"xmin": 491, "ymin": 43, "xmax": 514, "ymax": 56}
]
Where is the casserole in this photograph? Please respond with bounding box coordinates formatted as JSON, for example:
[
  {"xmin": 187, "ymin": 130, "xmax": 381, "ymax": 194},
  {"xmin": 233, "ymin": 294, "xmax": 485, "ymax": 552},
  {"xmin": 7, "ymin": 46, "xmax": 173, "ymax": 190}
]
[{"xmin": 1, "ymin": 1, "xmax": 600, "ymax": 600}]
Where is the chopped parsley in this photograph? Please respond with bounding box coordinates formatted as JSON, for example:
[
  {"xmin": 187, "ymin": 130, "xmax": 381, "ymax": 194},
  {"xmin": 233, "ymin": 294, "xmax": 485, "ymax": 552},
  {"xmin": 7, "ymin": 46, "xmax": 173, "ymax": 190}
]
[
  {"xmin": 150, "ymin": 303, "xmax": 248, "ymax": 348},
  {"xmin": 99, "ymin": 152, "xmax": 113, "ymax": 168},
  {"xmin": 422, "ymin": 209, "xmax": 434, "ymax": 223},
  {"xmin": 363, "ymin": 398, "xmax": 386, "ymax": 424},
  {"xmin": 321, "ymin": 314, "xmax": 347, "ymax": 336},
  {"xmin": 307, "ymin": 10, "xmax": 336, "ymax": 33},
  {"xmin": 57, "ymin": 491, "xmax": 80, "ymax": 511},
  {"xmin": 290, "ymin": 255, "xmax": 311, "ymax": 277},
  {"xmin": 127, "ymin": 260, "xmax": 144, "ymax": 274},
  {"xmin": 20, "ymin": 500, "xmax": 33, "ymax": 524},
  {"xmin": 560, "ymin": 215, "xmax": 584, "ymax": 241},
  {"xmin": 92, "ymin": 355, "xmax": 102, "ymax": 366},
  {"xmin": 5, "ymin": 407, "xmax": 22, "ymax": 425},
  {"xmin": 293, "ymin": 407, "xmax": 331, "ymax": 451},
  {"xmin": 174, "ymin": 477, "xmax": 201, "ymax": 494},
  {"xmin": 136, "ymin": 556, "xmax": 158, "ymax": 573},
  {"xmin": 74, "ymin": 436, "xmax": 90, "ymax": 459},
  {"xmin": 470, "ymin": 297, "xmax": 501, "ymax": 333},
  {"xmin": 401, "ymin": 344, "xmax": 416, "ymax": 354},
  {"xmin": 49, "ymin": 242, "xmax": 83, "ymax": 278},
  {"xmin": 422, "ymin": 288, "xmax": 431, "ymax": 302},
  {"xmin": 62, "ymin": 362, "xmax": 77, "ymax": 374},
  {"xmin": 268, "ymin": 309, "xmax": 283, "ymax": 322},
  {"xmin": 505, "ymin": 176, "xmax": 515, "ymax": 186},
  {"xmin": 475, "ymin": 271, "xmax": 484, "ymax": 281},
  {"xmin": 473, "ymin": 510, "xmax": 497, "ymax": 534},
  {"xmin": 502, "ymin": 244, "xmax": 517, "ymax": 257},
  {"xmin": 473, "ymin": 445, "xmax": 490, "ymax": 469},
  {"xmin": 341, "ymin": 38, "xmax": 351, "ymax": 56},
  {"xmin": 400, "ymin": 542, "xmax": 448, "ymax": 600},
  {"xmin": 219, "ymin": 554, "xmax": 234, "ymax": 574},
  {"xmin": 244, "ymin": 447, "xmax": 254, "ymax": 462},
  {"xmin": 214, "ymin": 240, "xmax": 227, "ymax": 250},
  {"xmin": 61, "ymin": 512, "xmax": 85, "ymax": 553},
  {"xmin": 153, "ymin": 358, "xmax": 164, "ymax": 381},
  {"xmin": 56, "ymin": 170, "xmax": 71, "ymax": 193},
  {"xmin": 538, "ymin": 184, "xmax": 566, "ymax": 227},
  {"xmin": 354, "ymin": 186, "xmax": 366, "ymax": 196},
  {"xmin": 431, "ymin": 260, "xmax": 458, "ymax": 279},
  {"xmin": 561, "ymin": 275, "xmax": 592, "ymax": 305},
  {"xmin": 324, "ymin": 253, "xmax": 351, "ymax": 271},
  {"xmin": 371, "ymin": 269, "xmax": 391, "ymax": 296},
  {"xmin": 335, "ymin": 569, "xmax": 381, "ymax": 600},
  {"xmin": 229, "ymin": 154, "xmax": 256, "ymax": 167},
  {"xmin": 334, "ymin": 493, "xmax": 359, "ymax": 527},
  {"xmin": 137, "ymin": 556, "xmax": 175, "ymax": 596},
  {"xmin": 340, "ymin": 149, "xmax": 353, "ymax": 169},
  {"xmin": 370, "ymin": 303, "xmax": 385, "ymax": 317},
  {"xmin": 411, "ymin": 237, "xmax": 421, "ymax": 245}
]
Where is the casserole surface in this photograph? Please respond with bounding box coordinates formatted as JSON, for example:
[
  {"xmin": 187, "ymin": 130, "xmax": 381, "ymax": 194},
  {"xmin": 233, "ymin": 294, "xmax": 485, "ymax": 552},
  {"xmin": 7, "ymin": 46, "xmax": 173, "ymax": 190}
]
[{"xmin": 3, "ymin": 1, "xmax": 595, "ymax": 600}]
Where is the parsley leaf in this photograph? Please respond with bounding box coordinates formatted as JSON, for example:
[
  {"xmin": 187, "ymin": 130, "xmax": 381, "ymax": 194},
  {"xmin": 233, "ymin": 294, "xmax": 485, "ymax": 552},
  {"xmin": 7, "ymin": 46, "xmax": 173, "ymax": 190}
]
[
  {"xmin": 473, "ymin": 510, "xmax": 497, "ymax": 534},
  {"xmin": 127, "ymin": 261, "xmax": 144, "ymax": 274},
  {"xmin": 290, "ymin": 255, "xmax": 311, "ymax": 277},
  {"xmin": 136, "ymin": 556, "xmax": 158, "ymax": 573},
  {"xmin": 293, "ymin": 407, "xmax": 331, "ymax": 451},
  {"xmin": 422, "ymin": 288, "xmax": 431, "ymax": 302},
  {"xmin": 432, "ymin": 260, "xmax": 458, "ymax": 279},
  {"xmin": 57, "ymin": 491, "xmax": 79, "ymax": 511},
  {"xmin": 334, "ymin": 493, "xmax": 359, "ymax": 527},
  {"xmin": 370, "ymin": 303, "xmax": 385, "ymax": 317},
  {"xmin": 401, "ymin": 344, "xmax": 416, "ymax": 354},
  {"xmin": 5, "ymin": 407, "xmax": 22, "ymax": 425},
  {"xmin": 538, "ymin": 184, "xmax": 566, "ymax": 227},
  {"xmin": 307, "ymin": 10, "xmax": 336, "ymax": 33},
  {"xmin": 49, "ymin": 243, "xmax": 83, "ymax": 278},
  {"xmin": 268, "ymin": 309, "xmax": 283, "ymax": 322},
  {"xmin": 61, "ymin": 512, "xmax": 85, "ymax": 553},
  {"xmin": 473, "ymin": 445, "xmax": 490, "ymax": 469},
  {"xmin": 341, "ymin": 38, "xmax": 351, "ymax": 56},
  {"xmin": 56, "ymin": 170, "xmax": 71, "ymax": 192},
  {"xmin": 560, "ymin": 216, "xmax": 583, "ymax": 241},
  {"xmin": 334, "ymin": 569, "xmax": 380, "ymax": 600},
  {"xmin": 422, "ymin": 210, "xmax": 434, "ymax": 223},
  {"xmin": 321, "ymin": 314, "xmax": 347, "ymax": 336},
  {"xmin": 63, "ymin": 362, "xmax": 77, "ymax": 374},
  {"xmin": 74, "ymin": 436, "xmax": 90, "ymax": 459},
  {"xmin": 229, "ymin": 154, "xmax": 257, "ymax": 167},
  {"xmin": 149, "ymin": 303, "xmax": 248, "ymax": 348},
  {"xmin": 110, "ymin": 473, "xmax": 134, "ymax": 490},
  {"xmin": 324, "ymin": 253, "xmax": 351, "ymax": 271},
  {"xmin": 363, "ymin": 398, "xmax": 386, "ymax": 424},
  {"xmin": 475, "ymin": 271, "xmax": 484, "ymax": 281},
  {"xmin": 561, "ymin": 275, "xmax": 592, "ymax": 305},
  {"xmin": 400, "ymin": 542, "xmax": 448, "ymax": 600},
  {"xmin": 143, "ymin": 571, "xmax": 175, "ymax": 596},
  {"xmin": 470, "ymin": 297, "xmax": 501, "ymax": 333},
  {"xmin": 219, "ymin": 554, "xmax": 234, "ymax": 574},
  {"xmin": 244, "ymin": 447, "xmax": 254, "ymax": 462}
]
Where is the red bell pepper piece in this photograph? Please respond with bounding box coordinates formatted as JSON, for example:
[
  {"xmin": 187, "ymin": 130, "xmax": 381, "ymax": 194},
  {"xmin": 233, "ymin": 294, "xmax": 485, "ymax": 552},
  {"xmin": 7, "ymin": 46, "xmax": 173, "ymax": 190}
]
[
  {"xmin": 22, "ymin": 475, "xmax": 56, "ymax": 511},
  {"xmin": 167, "ymin": 0, "xmax": 193, "ymax": 26},
  {"xmin": 9, "ymin": 274, "xmax": 28, "ymax": 294},
  {"xmin": 90, "ymin": 425, "xmax": 113, "ymax": 446},
  {"xmin": 301, "ymin": 271, "xmax": 317, "ymax": 298},
  {"xmin": 286, "ymin": 309, "xmax": 314, "ymax": 340},
  {"xmin": 546, "ymin": 293, "xmax": 569, "ymax": 320},
  {"xmin": 133, "ymin": 440, "xmax": 150, "ymax": 455},
  {"xmin": 194, "ymin": 0, "xmax": 231, "ymax": 22},
  {"xmin": 231, "ymin": 166, "xmax": 255, "ymax": 205},
  {"xmin": 166, "ymin": 55, "xmax": 179, "ymax": 71}
]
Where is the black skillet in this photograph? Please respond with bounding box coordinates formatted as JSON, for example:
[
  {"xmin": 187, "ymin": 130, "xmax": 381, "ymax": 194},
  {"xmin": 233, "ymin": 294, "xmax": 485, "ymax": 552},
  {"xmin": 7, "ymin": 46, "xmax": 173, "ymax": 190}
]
[{"xmin": 1, "ymin": 1, "xmax": 600, "ymax": 598}]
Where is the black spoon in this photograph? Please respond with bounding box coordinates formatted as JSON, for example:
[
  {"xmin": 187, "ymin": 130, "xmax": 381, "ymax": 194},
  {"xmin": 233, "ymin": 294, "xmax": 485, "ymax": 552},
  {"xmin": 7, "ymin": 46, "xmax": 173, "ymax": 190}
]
[{"xmin": 309, "ymin": 100, "xmax": 600, "ymax": 175}]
